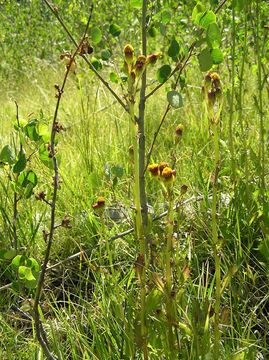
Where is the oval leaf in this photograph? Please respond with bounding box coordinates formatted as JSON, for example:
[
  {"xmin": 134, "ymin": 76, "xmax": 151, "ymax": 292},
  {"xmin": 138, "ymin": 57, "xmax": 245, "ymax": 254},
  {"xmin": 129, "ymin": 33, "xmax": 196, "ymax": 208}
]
[
  {"xmin": 211, "ymin": 48, "xmax": 224, "ymax": 64},
  {"xmin": 109, "ymin": 23, "xmax": 121, "ymax": 37},
  {"xmin": 168, "ymin": 38, "xmax": 180, "ymax": 58},
  {"xmin": 130, "ymin": 0, "xmax": 142, "ymax": 8},
  {"xmin": 91, "ymin": 27, "xmax": 102, "ymax": 44},
  {"xmin": 167, "ymin": 91, "xmax": 183, "ymax": 109},
  {"xmin": 101, "ymin": 49, "xmax": 112, "ymax": 61},
  {"xmin": 157, "ymin": 65, "xmax": 171, "ymax": 84},
  {"xmin": 0, "ymin": 145, "xmax": 16, "ymax": 164},
  {"xmin": 91, "ymin": 57, "xmax": 102, "ymax": 71},
  {"xmin": 110, "ymin": 72, "xmax": 118, "ymax": 83},
  {"xmin": 198, "ymin": 48, "xmax": 213, "ymax": 71},
  {"xmin": 207, "ymin": 23, "xmax": 221, "ymax": 49},
  {"xmin": 198, "ymin": 11, "xmax": 216, "ymax": 29},
  {"xmin": 161, "ymin": 10, "xmax": 172, "ymax": 25},
  {"xmin": 13, "ymin": 150, "xmax": 27, "ymax": 173}
]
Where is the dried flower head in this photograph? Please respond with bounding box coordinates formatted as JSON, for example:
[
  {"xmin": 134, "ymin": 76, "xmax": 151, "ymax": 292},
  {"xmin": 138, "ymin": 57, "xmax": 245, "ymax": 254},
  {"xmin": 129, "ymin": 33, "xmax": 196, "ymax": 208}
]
[
  {"xmin": 146, "ymin": 52, "xmax": 162, "ymax": 65},
  {"xmin": 181, "ymin": 184, "xmax": 188, "ymax": 194},
  {"xmin": 124, "ymin": 44, "xmax": 134, "ymax": 65},
  {"xmin": 158, "ymin": 162, "xmax": 170, "ymax": 176},
  {"xmin": 60, "ymin": 51, "xmax": 77, "ymax": 73},
  {"xmin": 148, "ymin": 163, "xmax": 159, "ymax": 177},
  {"xmin": 135, "ymin": 55, "xmax": 147, "ymax": 76},
  {"xmin": 92, "ymin": 196, "xmax": 106, "ymax": 212},
  {"xmin": 61, "ymin": 215, "xmax": 72, "ymax": 228},
  {"xmin": 79, "ymin": 37, "xmax": 94, "ymax": 56},
  {"xmin": 175, "ymin": 124, "xmax": 184, "ymax": 137},
  {"xmin": 161, "ymin": 167, "xmax": 176, "ymax": 182}
]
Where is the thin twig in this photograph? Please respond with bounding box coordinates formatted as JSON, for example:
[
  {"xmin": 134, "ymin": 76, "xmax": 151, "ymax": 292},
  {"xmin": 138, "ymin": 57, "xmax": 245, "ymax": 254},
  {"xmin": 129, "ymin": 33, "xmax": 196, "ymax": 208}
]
[
  {"xmin": 42, "ymin": 0, "xmax": 128, "ymax": 113},
  {"xmin": 33, "ymin": 6, "xmax": 94, "ymax": 360}
]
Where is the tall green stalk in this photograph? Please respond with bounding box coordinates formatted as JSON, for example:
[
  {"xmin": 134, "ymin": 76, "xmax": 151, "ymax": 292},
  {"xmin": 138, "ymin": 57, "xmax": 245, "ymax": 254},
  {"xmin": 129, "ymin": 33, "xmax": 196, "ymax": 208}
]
[
  {"xmin": 203, "ymin": 72, "xmax": 223, "ymax": 359},
  {"xmin": 255, "ymin": 0, "xmax": 265, "ymax": 192},
  {"xmin": 211, "ymin": 121, "xmax": 221, "ymax": 359},
  {"xmin": 229, "ymin": 5, "xmax": 236, "ymax": 182},
  {"xmin": 127, "ymin": 66, "xmax": 148, "ymax": 360},
  {"xmin": 165, "ymin": 185, "xmax": 176, "ymax": 356}
]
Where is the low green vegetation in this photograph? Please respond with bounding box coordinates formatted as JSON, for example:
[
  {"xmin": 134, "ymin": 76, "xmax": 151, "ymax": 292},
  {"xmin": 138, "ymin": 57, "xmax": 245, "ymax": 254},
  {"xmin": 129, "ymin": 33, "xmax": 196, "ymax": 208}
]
[{"xmin": 0, "ymin": 1, "xmax": 269, "ymax": 359}]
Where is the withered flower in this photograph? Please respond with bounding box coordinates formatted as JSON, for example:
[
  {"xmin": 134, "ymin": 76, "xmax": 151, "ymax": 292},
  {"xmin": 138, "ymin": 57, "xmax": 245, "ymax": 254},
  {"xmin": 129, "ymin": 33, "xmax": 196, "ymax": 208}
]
[
  {"xmin": 124, "ymin": 44, "xmax": 135, "ymax": 65},
  {"xmin": 148, "ymin": 163, "xmax": 159, "ymax": 177},
  {"xmin": 92, "ymin": 196, "xmax": 106, "ymax": 214},
  {"xmin": 146, "ymin": 52, "xmax": 162, "ymax": 65}
]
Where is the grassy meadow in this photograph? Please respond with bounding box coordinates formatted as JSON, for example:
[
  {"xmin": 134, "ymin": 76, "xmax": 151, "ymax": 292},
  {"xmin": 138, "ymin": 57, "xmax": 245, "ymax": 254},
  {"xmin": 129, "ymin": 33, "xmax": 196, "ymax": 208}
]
[{"xmin": 0, "ymin": 1, "xmax": 269, "ymax": 359}]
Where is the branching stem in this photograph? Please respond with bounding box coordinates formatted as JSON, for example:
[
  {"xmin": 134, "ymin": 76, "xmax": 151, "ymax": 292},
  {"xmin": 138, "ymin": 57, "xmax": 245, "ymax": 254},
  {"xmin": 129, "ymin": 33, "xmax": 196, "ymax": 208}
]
[{"xmin": 33, "ymin": 7, "xmax": 93, "ymax": 359}]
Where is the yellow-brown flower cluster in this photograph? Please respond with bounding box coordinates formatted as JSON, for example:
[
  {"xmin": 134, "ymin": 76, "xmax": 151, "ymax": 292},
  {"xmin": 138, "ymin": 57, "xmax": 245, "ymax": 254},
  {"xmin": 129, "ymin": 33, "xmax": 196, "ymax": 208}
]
[
  {"xmin": 148, "ymin": 162, "xmax": 176, "ymax": 185},
  {"xmin": 92, "ymin": 196, "xmax": 106, "ymax": 213},
  {"xmin": 124, "ymin": 44, "xmax": 161, "ymax": 80},
  {"xmin": 202, "ymin": 71, "xmax": 222, "ymax": 107}
]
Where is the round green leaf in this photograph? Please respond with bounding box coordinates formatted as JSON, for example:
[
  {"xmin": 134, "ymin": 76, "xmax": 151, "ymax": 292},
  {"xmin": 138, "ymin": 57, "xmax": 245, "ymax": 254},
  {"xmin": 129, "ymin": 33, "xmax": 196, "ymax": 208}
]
[
  {"xmin": 91, "ymin": 27, "xmax": 102, "ymax": 44},
  {"xmin": 168, "ymin": 38, "xmax": 180, "ymax": 58},
  {"xmin": 101, "ymin": 49, "xmax": 112, "ymax": 61},
  {"xmin": 0, "ymin": 145, "xmax": 16, "ymax": 164},
  {"xmin": 28, "ymin": 257, "xmax": 40, "ymax": 272},
  {"xmin": 109, "ymin": 24, "xmax": 121, "ymax": 37},
  {"xmin": 91, "ymin": 57, "xmax": 102, "ymax": 71},
  {"xmin": 13, "ymin": 149, "xmax": 27, "ymax": 173},
  {"xmin": 18, "ymin": 170, "xmax": 38, "ymax": 188},
  {"xmin": 207, "ymin": 23, "xmax": 221, "ymax": 48},
  {"xmin": 211, "ymin": 48, "xmax": 224, "ymax": 64},
  {"xmin": 161, "ymin": 10, "xmax": 172, "ymax": 25},
  {"xmin": 198, "ymin": 11, "xmax": 216, "ymax": 29},
  {"xmin": 148, "ymin": 26, "xmax": 157, "ymax": 37},
  {"xmin": 192, "ymin": 2, "xmax": 205, "ymax": 22},
  {"xmin": 167, "ymin": 90, "xmax": 183, "ymax": 109},
  {"xmin": 38, "ymin": 144, "xmax": 53, "ymax": 169},
  {"xmin": 157, "ymin": 65, "xmax": 172, "ymax": 84},
  {"xmin": 12, "ymin": 255, "xmax": 26, "ymax": 268},
  {"xmin": 0, "ymin": 249, "xmax": 16, "ymax": 260},
  {"xmin": 18, "ymin": 266, "xmax": 36, "ymax": 281},
  {"xmin": 110, "ymin": 72, "xmax": 118, "ymax": 83},
  {"xmin": 111, "ymin": 165, "xmax": 124, "ymax": 178},
  {"xmin": 198, "ymin": 48, "xmax": 213, "ymax": 71},
  {"xmin": 24, "ymin": 120, "xmax": 41, "ymax": 142},
  {"xmin": 130, "ymin": 0, "xmax": 142, "ymax": 8}
]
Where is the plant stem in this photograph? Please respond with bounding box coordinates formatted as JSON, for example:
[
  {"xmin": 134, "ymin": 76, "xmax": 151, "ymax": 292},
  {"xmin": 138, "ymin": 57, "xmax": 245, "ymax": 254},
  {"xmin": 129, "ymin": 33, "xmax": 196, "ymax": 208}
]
[
  {"xmin": 211, "ymin": 121, "xmax": 221, "ymax": 360},
  {"xmin": 255, "ymin": 0, "xmax": 265, "ymax": 192},
  {"xmin": 229, "ymin": 5, "xmax": 236, "ymax": 181},
  {"xmin": 13, "ymin": 101, "xmax": 22, "ymax": 252},
  {"xmin": 138, "ymin": 0, "xmax": 148, "ymax": 232},
  {"xmin": 33, "ymin": 9, "xmax": 93, "ymax": 359},
  {"xmin": 165, "ymin": 187, "xmax": 176, "ymax": 356}
]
